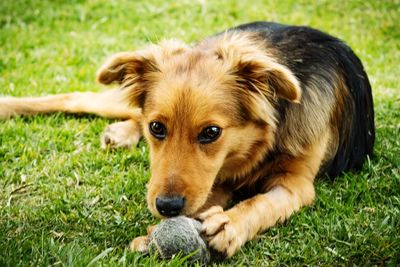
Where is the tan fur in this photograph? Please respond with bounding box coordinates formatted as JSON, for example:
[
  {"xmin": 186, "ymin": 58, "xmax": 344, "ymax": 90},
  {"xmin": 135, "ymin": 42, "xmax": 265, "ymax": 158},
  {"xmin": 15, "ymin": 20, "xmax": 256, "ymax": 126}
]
[
  {"xmin": 121, "ymin": 34, "xmax": 301, "ymax": 218},
  {"xmin": 0, "ymin": 90, "xmax": 143, "ymax": 148},
  {"xmin": 199, "ymin": 130, "xmax": 329, "ymax": 256},
  {"xmin": 1, "ymin": 32, "xmax": 340, "ymax": 258},
  {"xmin": 101, "ymin": 119, "xmax": 142, "ymax": 149},
  {"xmin": 0, "ymin": 89, "xmax": 140, "ymax": 120}
]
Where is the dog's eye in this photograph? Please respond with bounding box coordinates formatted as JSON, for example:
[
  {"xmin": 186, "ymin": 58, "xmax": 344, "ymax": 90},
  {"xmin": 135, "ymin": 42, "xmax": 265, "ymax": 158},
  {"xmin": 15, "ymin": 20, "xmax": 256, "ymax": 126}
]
[
  {"xmin": 198, "ymin": 126, "xmax": 221, "ymax": 144},
  {"xmin": 149, "ymin": 121, "xmax": 167, "ymax": 140}
]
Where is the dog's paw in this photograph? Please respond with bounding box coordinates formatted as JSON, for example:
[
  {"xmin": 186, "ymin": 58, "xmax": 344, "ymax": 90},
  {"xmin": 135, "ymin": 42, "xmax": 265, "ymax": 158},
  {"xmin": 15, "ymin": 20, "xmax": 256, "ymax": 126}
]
[
  {"xmin": 197, "ymin": 206, "xmax": 242, "ymax": 258},
  {"xmin": 130, "ymin": 235, "xmax": 149, "ymax": 253},
  {"xmin": 129, "ymin": 225, "xmax": 156, "ymax": 253},
  {"xmin": 101, "ymin": 120, "xmax": 141, "ymax": 149}
]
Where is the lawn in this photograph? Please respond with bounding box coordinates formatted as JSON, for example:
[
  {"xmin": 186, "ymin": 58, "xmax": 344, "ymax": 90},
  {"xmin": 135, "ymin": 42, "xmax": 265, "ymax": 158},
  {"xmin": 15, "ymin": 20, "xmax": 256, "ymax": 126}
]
[{"xmin": 0, "ymin": 0, "xmax": 399, "ymax": 266}]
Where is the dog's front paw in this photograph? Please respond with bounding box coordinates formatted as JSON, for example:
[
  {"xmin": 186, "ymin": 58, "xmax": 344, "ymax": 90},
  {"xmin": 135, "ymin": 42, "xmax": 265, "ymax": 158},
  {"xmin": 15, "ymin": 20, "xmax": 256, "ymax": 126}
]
[
  {"xmin": 101, "ymin": 120, "xmax": 141, "ymax": 149},
  {"xmin": 197, "ymin": 206, "xmax": 243, "ymax": 258},
  {"xmin": 129, "ymin": 225, "xmax": 156, "ymax": 253},
  {"xmin": 130, "ymin": 235, "xmax": 149, "ymax": 253}
]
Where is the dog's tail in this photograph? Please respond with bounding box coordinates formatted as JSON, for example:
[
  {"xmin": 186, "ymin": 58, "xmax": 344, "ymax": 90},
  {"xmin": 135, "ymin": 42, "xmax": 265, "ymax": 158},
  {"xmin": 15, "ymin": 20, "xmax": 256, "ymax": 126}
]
[{"xmin": 0, "ymin": 89, "xmax": 141, "ymax": 120}]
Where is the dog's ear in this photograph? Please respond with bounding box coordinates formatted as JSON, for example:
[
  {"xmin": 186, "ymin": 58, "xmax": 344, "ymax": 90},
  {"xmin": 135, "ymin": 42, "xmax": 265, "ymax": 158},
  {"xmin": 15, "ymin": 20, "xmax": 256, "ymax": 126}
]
[
  {"xmin": 96, "ymin": 51, "xmax": 156, "ymax": 85},
  {"xmin": 96, "ymin": 40, "xmax": 188, "ymax": 106},
  {"xmin": 236, "ymin": 59, "xmax": 301, "ymax": 103},
  {"xmin": 215, "ymin": 33, "xmax": 301, "ymax": 102},
  {"xmin": 96, "ymin": 51, "xmax": 158, "ymax": 107}
]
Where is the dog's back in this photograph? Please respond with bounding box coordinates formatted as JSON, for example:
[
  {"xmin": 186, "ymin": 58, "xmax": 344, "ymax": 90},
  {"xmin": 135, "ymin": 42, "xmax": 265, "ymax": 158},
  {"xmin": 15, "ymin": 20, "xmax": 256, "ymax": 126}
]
[{"xmin": 229, "ymin": 22, "xmax": 375, "ymax": 178}]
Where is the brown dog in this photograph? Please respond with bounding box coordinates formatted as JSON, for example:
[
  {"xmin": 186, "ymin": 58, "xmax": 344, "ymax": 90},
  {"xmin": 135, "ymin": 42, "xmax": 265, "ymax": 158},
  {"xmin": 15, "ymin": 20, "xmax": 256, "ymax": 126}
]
[{"xmin": 0, "ymin": 22, "xmax": 374, "ymax": 257}]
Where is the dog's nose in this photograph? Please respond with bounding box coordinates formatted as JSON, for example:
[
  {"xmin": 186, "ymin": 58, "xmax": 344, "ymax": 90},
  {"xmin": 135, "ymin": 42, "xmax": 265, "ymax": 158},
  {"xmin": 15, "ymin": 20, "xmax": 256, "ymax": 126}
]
[{"xmin": 155, "ymin": 196, "xmax": 185, "ymax": 217}]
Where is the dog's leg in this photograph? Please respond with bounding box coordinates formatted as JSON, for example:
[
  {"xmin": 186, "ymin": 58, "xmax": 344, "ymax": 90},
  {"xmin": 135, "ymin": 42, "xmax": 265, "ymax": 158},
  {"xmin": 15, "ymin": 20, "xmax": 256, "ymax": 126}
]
[
  {"xmin": 0, "ymin": 89, "xmax": 143, "ymax": 148},
  {"xmin": 199, "ymin": 184, "xmax": 314, "ymax": 257},
  {"xmin": 0, "ymin": 89, "xmax": 140, "ymax": 120},
  {"xmin": 198, "ymin": 133, "xmax": 329, "ymax": 257}
]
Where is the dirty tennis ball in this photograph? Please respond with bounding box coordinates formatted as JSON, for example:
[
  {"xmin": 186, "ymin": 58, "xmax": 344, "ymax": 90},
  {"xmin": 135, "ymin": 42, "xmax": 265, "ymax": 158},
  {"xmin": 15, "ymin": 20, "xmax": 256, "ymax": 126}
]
[{"xmin": 148, "ymin": 216, "xmax": 210, "ymax": 264}]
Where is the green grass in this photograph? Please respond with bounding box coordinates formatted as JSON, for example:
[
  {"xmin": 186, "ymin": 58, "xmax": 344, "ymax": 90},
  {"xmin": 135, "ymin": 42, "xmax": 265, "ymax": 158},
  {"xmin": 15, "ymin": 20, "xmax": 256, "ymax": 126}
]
[{"xmin": 0, "ymin": 0, "xmax": 399, "ymax": 266}]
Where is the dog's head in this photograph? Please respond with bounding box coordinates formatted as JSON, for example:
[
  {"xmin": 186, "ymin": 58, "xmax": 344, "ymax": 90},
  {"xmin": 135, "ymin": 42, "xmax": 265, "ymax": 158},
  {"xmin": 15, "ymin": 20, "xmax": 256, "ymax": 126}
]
[{"xmin": 97, "ymin": 33, "xmax": 301, "ymax": 217}]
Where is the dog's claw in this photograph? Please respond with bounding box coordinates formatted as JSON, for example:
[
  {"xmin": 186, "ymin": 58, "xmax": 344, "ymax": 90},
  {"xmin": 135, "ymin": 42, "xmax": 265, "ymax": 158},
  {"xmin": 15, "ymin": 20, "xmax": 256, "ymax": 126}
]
[{"xmin": 103, "ymin": 135, "xmax": 111, "ymax": 145}]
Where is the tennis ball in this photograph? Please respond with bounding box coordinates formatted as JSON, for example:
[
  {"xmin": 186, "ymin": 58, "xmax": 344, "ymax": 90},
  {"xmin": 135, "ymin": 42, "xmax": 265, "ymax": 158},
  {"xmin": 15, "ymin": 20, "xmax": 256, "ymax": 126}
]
[{"xmin": 148, "ymin": 216, "xmax": 210, "ymax": 264}]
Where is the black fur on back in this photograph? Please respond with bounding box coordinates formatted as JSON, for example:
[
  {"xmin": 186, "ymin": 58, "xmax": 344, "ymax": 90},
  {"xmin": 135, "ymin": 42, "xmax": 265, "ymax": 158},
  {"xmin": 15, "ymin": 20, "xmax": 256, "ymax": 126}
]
[{"xmin": 230, "ymin": 22, "xmax": 375, "ymax": 178}]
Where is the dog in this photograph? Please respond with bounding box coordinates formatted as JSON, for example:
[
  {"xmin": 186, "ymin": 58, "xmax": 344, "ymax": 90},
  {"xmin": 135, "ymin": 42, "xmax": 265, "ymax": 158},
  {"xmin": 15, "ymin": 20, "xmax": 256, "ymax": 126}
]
[{"xmin": 0, "ymin": 21, "xmax": 375, "ymax": 257}]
